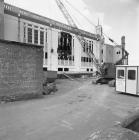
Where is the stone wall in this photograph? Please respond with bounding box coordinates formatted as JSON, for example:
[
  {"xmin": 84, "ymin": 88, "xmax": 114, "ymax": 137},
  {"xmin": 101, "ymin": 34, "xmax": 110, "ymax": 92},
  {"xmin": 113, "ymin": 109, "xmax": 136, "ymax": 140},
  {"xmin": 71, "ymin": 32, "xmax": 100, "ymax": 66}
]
[{"xmin": 0, "ymin": 40, "xmax": 43, "ymax": 101}]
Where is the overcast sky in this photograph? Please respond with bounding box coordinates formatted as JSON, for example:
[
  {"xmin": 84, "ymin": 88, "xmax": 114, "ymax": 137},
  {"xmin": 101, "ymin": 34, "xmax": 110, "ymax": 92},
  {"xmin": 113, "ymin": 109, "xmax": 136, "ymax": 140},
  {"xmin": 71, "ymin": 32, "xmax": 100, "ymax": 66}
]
[
  {"xmin": 5, "ymin": 0, "xmax": 139, "ymax": 64},
  {"xmin": 84, "ymin": 0, "xmax": 139, "ymax": 65}
]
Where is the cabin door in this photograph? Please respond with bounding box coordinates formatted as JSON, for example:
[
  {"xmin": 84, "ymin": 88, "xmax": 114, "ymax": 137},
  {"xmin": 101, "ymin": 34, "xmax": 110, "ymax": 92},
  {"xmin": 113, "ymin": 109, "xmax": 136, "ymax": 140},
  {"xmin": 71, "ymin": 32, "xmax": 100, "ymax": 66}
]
[
  {"xmin": 116, "ymin": 67, "xmax": 126, "ymax": 92},
  {"xmin": 126, "ymin": 67, "xmax": 137, "ymax": 95}
]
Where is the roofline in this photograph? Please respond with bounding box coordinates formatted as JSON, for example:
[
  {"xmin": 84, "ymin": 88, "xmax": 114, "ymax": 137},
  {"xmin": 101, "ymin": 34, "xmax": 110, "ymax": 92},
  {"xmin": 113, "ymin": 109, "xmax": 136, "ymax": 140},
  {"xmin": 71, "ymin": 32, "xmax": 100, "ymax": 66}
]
[{"xmin": 4, "ymin": 3, "xmax": 99, "ymax": 40}]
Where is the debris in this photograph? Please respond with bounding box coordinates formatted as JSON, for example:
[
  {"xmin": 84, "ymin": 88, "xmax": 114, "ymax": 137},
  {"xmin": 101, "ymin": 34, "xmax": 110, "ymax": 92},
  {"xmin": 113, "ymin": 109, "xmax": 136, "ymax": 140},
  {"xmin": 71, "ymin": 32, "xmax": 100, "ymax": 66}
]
[
  {"xmin": 108, "ymin": 80, "xmax": 115, "ymax": 87},
  {"xmin": 43, "ymin": 82, "xmax": 58, "ymax": 95}
]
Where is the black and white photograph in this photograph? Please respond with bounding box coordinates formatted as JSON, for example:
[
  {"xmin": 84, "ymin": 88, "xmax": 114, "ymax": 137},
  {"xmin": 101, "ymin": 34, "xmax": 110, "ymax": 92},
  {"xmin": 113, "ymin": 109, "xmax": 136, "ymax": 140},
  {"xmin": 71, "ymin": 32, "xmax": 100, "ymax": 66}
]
[{"xmin": 0, "ymin": 0, "xmax": 139, "ymax": 139}]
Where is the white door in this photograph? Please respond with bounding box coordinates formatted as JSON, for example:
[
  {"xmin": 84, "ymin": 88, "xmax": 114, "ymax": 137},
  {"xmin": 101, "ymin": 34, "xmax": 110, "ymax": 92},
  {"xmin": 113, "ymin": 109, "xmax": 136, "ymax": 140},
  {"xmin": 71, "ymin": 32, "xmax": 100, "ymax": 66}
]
[
  {"xmin": 116, "ymin": 67, "xmax": 126, "ymax": 92},
  {"xmin": 126, "ymin": 67, "xmax": 137, "ymax": 95}
]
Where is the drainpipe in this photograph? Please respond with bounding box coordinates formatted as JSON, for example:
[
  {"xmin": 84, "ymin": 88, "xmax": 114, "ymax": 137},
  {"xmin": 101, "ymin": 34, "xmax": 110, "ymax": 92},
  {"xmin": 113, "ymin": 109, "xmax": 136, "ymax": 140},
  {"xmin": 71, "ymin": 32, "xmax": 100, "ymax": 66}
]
[
  {"xmin": 0, "ymin": 0, "xmax": 4, "ymax": 39},
  {"xmin": 18, "ymin": 13, "xmax": 21, "ymax": 42}
]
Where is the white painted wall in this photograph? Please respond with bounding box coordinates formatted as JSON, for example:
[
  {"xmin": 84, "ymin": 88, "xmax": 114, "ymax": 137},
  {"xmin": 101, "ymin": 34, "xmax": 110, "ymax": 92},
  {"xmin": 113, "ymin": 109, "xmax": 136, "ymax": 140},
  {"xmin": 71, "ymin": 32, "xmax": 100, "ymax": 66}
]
[
  {"xmin": 47, "ymin": 28, "xmax": 58, "ymax": 71},
  {"xmin": 114, "ymin": 47, "xmax": 122, "ymax": 63},
  {"xmin": 4, "ymin": 14, "xmax": 18, "ymax": 41},
  {"xmin": 74, "ymin": 36, "xmax": 81, "ymax": 71},
  {"xmin": 103, "ymin": 44, "xmax": 114, "ymax": 63},
  {"xmin": 3, "ymin": 14, "xmax": 98, "ymax": 72}
]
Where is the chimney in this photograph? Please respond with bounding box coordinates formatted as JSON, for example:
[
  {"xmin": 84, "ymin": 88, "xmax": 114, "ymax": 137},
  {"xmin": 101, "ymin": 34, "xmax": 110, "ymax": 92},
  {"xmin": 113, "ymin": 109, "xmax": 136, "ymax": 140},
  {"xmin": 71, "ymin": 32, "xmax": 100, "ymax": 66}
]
[{"xmin": 121, "ymin": 36, "xmax": 125, "ymax": 64}]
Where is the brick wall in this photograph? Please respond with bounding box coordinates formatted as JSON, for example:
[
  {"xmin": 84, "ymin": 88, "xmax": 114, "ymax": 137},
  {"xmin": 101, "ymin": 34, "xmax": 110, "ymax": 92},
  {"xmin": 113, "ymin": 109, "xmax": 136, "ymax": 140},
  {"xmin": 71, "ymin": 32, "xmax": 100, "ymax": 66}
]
[{"xmin": 0, "ymin": 40, "xmax": 43, "ymax": 100}]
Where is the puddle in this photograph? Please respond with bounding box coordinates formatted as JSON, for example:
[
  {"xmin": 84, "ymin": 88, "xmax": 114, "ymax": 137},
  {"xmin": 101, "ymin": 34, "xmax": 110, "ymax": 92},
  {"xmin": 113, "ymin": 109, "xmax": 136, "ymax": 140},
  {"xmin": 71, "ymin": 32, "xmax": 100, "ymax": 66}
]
[
  {"xmin": 122, "ymin": 112, "xmax": 139, "ymax": 133},
  {"xmin": 125, "ymin": 118, "xmax": 139, "ymax": 133}
]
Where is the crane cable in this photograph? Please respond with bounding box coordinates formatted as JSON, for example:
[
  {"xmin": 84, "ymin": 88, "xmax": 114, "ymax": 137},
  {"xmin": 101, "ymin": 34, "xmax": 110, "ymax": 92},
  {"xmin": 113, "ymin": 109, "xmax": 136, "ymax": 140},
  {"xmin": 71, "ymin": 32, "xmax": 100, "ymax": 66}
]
[{"xmin": 64, "ymin": 0, "xmax": 119, "ymax": 45}]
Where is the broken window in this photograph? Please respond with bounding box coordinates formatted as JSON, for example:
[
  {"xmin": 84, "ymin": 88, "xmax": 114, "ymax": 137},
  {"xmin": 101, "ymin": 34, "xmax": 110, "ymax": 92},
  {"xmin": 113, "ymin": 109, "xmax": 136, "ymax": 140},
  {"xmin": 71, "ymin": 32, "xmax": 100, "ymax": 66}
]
[{"xmin": 57, "ymin": 32, "xmax": 72, "ymax": 60}]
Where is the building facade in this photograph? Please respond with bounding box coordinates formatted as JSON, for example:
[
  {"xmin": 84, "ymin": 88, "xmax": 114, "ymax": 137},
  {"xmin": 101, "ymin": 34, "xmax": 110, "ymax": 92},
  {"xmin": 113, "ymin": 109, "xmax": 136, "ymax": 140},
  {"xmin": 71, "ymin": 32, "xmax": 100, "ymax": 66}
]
[{"xmin": 0, "ymin": 0, "xmax": 124, "ymax": 74}]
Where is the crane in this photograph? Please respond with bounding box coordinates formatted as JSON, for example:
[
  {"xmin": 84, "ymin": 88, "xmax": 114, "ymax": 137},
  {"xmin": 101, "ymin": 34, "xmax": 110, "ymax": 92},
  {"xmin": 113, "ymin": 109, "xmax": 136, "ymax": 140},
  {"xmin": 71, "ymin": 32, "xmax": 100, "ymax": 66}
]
[
  {"xmin": 55, "ymin": 0, "xmax": 129, "ymax": 84},
  {"xmin": 55, "ymin": 0, "xmax": 102, "ymax": 74}
]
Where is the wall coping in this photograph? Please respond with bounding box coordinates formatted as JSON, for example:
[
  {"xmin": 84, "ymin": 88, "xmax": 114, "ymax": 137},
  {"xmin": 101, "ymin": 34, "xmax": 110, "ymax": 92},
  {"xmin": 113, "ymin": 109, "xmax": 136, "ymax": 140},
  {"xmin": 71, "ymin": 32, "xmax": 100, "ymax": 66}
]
[{"xmin": 0, "ymin": 39, "xmax": 43, "ymax": 48}]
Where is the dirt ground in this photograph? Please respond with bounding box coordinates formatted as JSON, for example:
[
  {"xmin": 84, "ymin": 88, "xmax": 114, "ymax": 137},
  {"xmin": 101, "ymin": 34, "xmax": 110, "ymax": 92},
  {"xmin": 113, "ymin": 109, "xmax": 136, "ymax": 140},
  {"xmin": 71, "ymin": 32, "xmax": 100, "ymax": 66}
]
[{"xmin": 0, "ymin": 78, "xmax": 139, "ymax": 140}]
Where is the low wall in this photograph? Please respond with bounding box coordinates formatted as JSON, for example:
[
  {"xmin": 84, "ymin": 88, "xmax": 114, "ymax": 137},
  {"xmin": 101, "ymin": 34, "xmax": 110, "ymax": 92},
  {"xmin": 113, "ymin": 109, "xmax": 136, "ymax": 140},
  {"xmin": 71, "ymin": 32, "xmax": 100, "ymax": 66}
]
[
  {"xmin": 43, "ymin": 70, "xmax": 57, "ymax": 83},
  {"xmin": 0, "ymin": 40, "xmax": 43, "ymax": 101}
]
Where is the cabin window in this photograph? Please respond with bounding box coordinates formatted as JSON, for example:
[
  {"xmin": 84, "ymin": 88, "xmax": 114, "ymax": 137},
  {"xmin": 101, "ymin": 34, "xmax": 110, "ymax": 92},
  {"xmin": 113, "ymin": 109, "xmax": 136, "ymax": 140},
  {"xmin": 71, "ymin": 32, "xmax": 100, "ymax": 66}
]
[
  {"xmin": 128, "ymin": 70, "xmax": 136, "ymax": 80},
  {"xmin": 117, "ymin": 69, "xmax": 124, "ymax": 79}
]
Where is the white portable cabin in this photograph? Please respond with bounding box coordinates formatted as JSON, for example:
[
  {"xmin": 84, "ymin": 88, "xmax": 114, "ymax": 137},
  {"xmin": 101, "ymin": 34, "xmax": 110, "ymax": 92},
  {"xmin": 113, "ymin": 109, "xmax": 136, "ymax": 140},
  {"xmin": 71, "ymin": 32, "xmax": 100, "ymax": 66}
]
[{"xmin": 116, "ymin": 65, "xmax": 139, "ymax": 96}]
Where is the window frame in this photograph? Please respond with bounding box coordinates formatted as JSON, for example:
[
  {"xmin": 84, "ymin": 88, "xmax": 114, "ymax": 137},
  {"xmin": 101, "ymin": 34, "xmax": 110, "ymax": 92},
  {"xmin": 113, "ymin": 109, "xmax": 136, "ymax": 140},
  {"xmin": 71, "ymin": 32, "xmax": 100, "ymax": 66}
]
[
  {"xmin": 117, "ymin": 69, "xmax": 125, "ymax": 79},
  {"xmin": 128, "ymin": 70, "xmax": 136, "ymax": 80},
  {"xmin": 27, "ymin": 27, "xmax": 33, "ymax": 43}
]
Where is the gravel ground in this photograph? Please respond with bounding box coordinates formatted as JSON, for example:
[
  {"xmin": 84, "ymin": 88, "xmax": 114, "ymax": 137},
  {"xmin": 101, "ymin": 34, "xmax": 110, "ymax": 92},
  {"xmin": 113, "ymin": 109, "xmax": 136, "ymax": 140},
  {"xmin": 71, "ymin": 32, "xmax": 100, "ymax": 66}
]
[{"xmin": 0, "ymin": 78, "xmax": 139, "ymax": 140}]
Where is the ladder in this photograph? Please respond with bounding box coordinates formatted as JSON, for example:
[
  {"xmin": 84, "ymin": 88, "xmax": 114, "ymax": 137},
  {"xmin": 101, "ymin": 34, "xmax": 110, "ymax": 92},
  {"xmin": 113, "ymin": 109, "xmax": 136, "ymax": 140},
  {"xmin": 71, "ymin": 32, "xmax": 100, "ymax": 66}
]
[{"xmin": 55, "ymin": 0, "xmax": 102, "ymax": 74}]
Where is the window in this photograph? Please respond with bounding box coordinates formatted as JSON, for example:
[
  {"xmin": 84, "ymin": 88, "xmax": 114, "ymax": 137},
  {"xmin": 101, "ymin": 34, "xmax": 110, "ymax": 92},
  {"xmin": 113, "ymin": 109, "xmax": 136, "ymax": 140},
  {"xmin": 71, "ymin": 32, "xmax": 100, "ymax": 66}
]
[
  {"xmin": 128, "ymin": 70, "xmax": 136, "ymax": 80},
  {"xmin": 45, "ymin": 52, "xmax": 47, "ymax": 59},
  {"xmin": 86, "ymin": 41, "xmax": 89, "ymax": 53},
  {"xmin": 91, "ymin": 41, "xmax": 93, "ymax": 52},
  {"xmin": 43, "ymin": 67, "xmax": 47, "ymax": 71},
  {"xmin": 89, "ymin": 41, "xmax": 91, "ymax": 52},
  {"xmin": 73, "ymin": 38, "xmax": 74, "ymax": 49},
  {"xmin": 34, "ymin": 29, "xmax": 38, "ymax": 44},
  {"xmin": 116, "ymin": 51, "xmax": 121, "ymax": 54},
  {"xmin": 46, "ymin": 31, "xmax": 47, "ymax": 43},
  {"xmin": 89, "ymin": 58, "xmax": 91, "ymax": 62},
  {"xmin": 64, "ymin": 68, "xmax": 69, "ymax": 71},
  {"xmin": 23, "ymin": 25, "xmax": 26, "ymax": 43},
  {"xmin": 92, "ymin": 58, "xmax": 93, "ymax": 63},
  {"xmin": 58, "ymin": 68, "xmax": 63, "ymax": 71},
  {"xmin": 117, "ymin": 69, "xmax": 125, "ymax": 79},
  {"xmin": 83, "ymin": 41, "xmax": 86, "ymax": 52},
  {"xmin": 40, "ymin": 31, "xmax": 44, "ymax": 45},
  {"xmin": 28, "ymin": 28, "xmax": 32, "ymax": 43}
]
